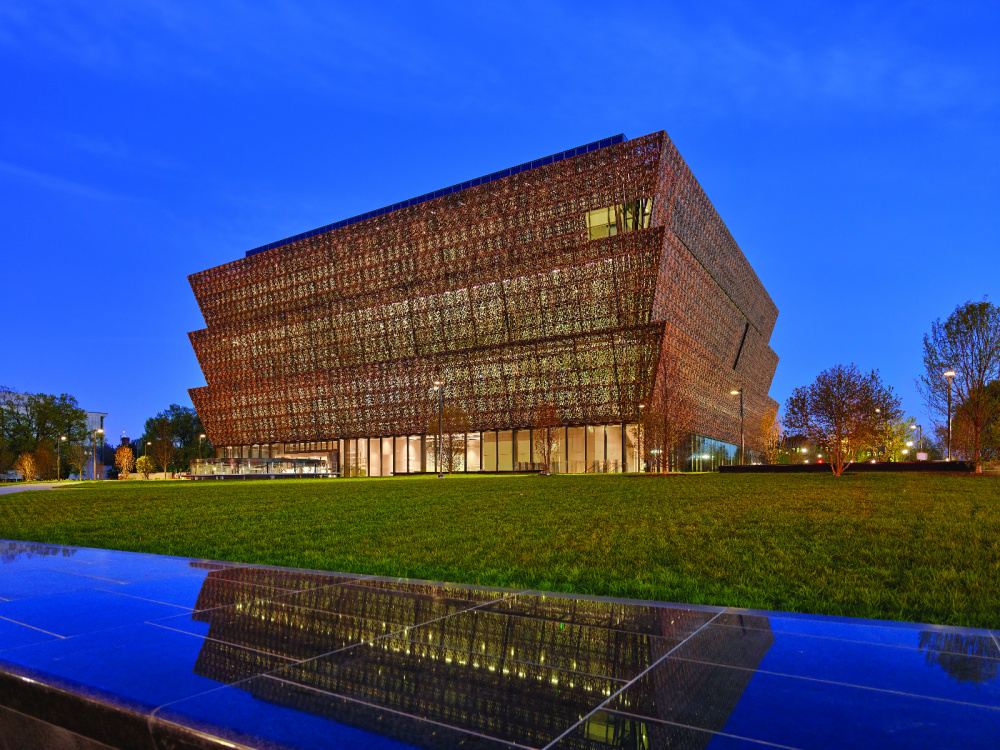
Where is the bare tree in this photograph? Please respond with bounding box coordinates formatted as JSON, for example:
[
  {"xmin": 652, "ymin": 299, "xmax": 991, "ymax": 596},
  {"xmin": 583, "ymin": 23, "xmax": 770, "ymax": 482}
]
[
  {"xmin": 531, "ymin": 405, "xmax": 562, "ymax": 474},
  {"xmin": 918, "ymin": 300, "xmax": 1000, "ymax": 473},
  {"xmin": 13, "ymin": 452, "xmax": 36, "ymax": 482},
  {"xmin": 642, "ymin": 352, "xmax": 695, "ymax": 472},
  {"xmin": 785, "ymin": 364, "xmax": 902, "ymax": 476},
  {"xmin": 151, "ymin": 418, "xmax": 177, "ymax": 479},
  {"xmin": 115, "ymin": 445, "xmax": 136, "ymax": 480},
  {"xmin": 426, "ymin": 404, "xmax": 471, "ymax": 472}
]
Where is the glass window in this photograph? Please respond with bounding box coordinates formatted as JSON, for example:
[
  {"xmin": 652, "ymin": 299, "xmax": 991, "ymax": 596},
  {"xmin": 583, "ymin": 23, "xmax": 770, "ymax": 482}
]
[
  {"xmin": 567, "ymin": 427, "xmax": 585, "ymax": 474},
  {"xmin": 515, "ymin": 429, "xmax": 531, "ymax": 470},
  {"xmin": 606, "ymin": 425, "xmax": 623, "ymax": 473},
  {"xmin": 357, "ymin": 439, "xmax": 368, "ymax": 477},
  {"xmin": 466, "ymin": 432, "xmax": 481, "ymax": 472},
  {"xmin": 426, "ymin": 434, "xmax": 438, "ymax": 473},
  {"xmin": 382, "ymin": 438, "xmax": 392, "ymax": 476},
  {"xmin": 369, "ymin": 438, "xmax": 381, "ymax": 477},
  {"xmin": 408, "ymin": 436, "xmax": 422, "ymax": 473},
  {"xmin": 448, "ymin": 433, "xmax": 465, "ymax": 472},
  {"xmin": 585, "ymin": 199, "xmax": 654, "ymax": 241},
  {"xmin": 625, "ymin": 424, "xmax": 640, "ymax": 472},
  {"xmin": 346, "ymin": 439, "xmax": 356, "ymax": 478},
  {"xmin": 484, "ymin": 431, "xmax": 497, "ymax": 472},
  {"xmin": 550, "ymin": 427, "xmax": 565, "ymax": 473},
  {"xmin": 498, "ymin": 430, "xmax": 513, "ymax": 471},
  {"xmin": 394, "ymin": 437, "xmax": 406, "ymax": 474}
]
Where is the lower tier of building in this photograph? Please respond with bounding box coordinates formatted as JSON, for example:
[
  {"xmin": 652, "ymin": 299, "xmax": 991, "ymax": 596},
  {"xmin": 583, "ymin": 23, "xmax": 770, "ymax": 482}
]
[{"xmin": 189, "ymin": 424, "xmax": 751, "ymax": 477}]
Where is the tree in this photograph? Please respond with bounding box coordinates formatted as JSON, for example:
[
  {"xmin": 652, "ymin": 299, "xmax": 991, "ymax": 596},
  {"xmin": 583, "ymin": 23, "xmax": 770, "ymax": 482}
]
[
  {"xmin": 150, "ymin": 418, "xmax": 178, "ymax": 479},
  {"xmin": 757, "ymin": 408, "xmax": 784, "ymax": 465},
  {"xmin": 531, "ymin": 404, "xmax": 562, "ymax": 474},
  {"xmin": 0, "ymin": 387, "xmax": 87, "ymax": 460},
  {"xmin": 0, "ymin": 438, "xmax": 13, "ymax": 477},
  {"xmin": 14, "ymin": 452, "xmax": 36, "ymax": 482},
  {"xmin": 949, "ymin": 381, "xmax": 1000, "ymax": 464},
  {"xmin": 68, "ymin": 442, "xmax": 89, "ymax": 480},
  {"xmin": 142, "ymin": 404, "xmax": 211, "ymax": 472},
  {"xmin": 642, "ymin": 352, "xmax": 695, "ymax": 472},
  {"xmin": 865, "ymin": 415, "xmax": 918, "ymax": 462},
  {"xmin": 32, "ymin": 441, "xmax": 55, "ymax": 480},
  {"xmin": 785, "ymin": 364, "xmax": 902, "ymax": 476},
  {"xmin": 918, "ymin": 300, "xmax": 1000, "ymax": 473},
  {"xmin": 136, "ymin": 455, "xmax": 155, "ymax": 480},
  {"xmin": 425, "ymin": 404, "xmax": 471, "ymax": 473},
  {"xmin": 115, "ymin": 445, "xmax": 136, "ymax": 480}
]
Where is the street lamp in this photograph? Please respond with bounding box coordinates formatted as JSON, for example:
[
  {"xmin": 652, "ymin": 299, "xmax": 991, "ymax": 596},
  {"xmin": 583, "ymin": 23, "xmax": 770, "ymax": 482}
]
[
  {"xmin": 199, "ymin": 433, "xmax": 206, "ymax": 460},
  {"xmin": 92, "ymin": 428, "xmax": 104, "ymax": 480},
  {"xmin": 874, "ymin": 407, "xmax": 882, "ymax": 462},
  {"xmin": 432, "ymin": 379, "xmax": 444, "ymax": 478},
  {"xmin": 730, "ymin": 388, "xmax": 744, "ymax": 466},
  {"xmin": 145, "ymin": 441, "xmax": 151, "ymax": 457},
  {"xmin": 910, "ymin": 423, "xmax": 924, "ymax": 458},
  {"xmin": 57, "ymin": 435, "xmax": 66, "ymax": 481},
  {"xmin": 943, "ymin": 370, "xmax": 956, "ymax": 461}
]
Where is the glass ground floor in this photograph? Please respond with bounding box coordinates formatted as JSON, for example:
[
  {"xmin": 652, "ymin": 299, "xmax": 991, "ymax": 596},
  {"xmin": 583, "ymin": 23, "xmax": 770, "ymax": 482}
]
[{"xmin": 190, "ymin": 425, "xmax": 752, "ymax": 476}]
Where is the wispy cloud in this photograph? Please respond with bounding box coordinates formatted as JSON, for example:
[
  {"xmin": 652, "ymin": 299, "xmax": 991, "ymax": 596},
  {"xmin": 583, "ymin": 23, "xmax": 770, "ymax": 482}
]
[{"xmin": 0, "ymin": 159, "xmax": 131, "ymax": 201}]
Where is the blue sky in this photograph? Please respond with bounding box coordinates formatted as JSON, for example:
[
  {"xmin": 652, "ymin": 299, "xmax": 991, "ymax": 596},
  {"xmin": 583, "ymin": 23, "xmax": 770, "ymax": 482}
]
[{"xmin": 1, "ymin": 0, "xmax": 997, "ymax": 443}]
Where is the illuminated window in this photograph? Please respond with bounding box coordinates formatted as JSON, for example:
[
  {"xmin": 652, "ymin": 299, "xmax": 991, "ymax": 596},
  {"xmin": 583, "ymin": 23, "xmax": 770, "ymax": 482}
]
[{"xmin": 585, "ymin": 198, "xmax": 653, "ymax": 241}]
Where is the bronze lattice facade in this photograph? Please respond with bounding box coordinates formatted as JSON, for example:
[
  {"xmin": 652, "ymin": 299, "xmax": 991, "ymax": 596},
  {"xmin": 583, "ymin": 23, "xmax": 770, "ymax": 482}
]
[{"xmin": 187, "ymin": 131, "xmax": 778, "ymax": 474}]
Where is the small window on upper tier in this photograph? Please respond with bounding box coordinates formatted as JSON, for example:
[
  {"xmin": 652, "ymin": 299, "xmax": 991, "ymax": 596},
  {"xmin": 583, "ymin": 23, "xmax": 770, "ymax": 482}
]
[{"xmin": 585, "ymin": 198, "xmax": 654, "ymax": 241}]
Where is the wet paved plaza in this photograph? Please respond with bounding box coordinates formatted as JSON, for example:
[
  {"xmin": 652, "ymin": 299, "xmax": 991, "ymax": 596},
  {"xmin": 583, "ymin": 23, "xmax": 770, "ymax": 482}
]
[{"xmin": 0, "ymin": 540, "xmax": 998, "ymax": 749}]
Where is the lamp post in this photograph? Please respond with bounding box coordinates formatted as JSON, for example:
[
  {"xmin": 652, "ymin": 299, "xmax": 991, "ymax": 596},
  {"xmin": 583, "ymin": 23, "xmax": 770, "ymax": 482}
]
[
  {"xmin": 910, "ymin": 424, "xmax": 924, "ymax": 459},
  {"xmin": 730, "ymin": 388, "xmax": 744, "ymax": 465},
  {"xmin": 145, "ymin": 441, "xmax": 151, "ymax": 457},
  {"xmin": 874, "ymin": 407, "xmax": 882, "ymax": 462},
  {"xmin": 199, "ymin": 433, "xmax": 206, "ymax": 460},
  {"xmin": 943, "ymin": 370, "xmax": 956, "ymax": 461},
  {"xmin": 92, "ymin": 428, "xmax": 104, "ymax": 480},
  {"xmin": 57, "ymin": 435, "xmax": 66, "ymax": 481},
  {"xmin": 432, "ymin": 379, "xmax": 444, "ymax": 478}
]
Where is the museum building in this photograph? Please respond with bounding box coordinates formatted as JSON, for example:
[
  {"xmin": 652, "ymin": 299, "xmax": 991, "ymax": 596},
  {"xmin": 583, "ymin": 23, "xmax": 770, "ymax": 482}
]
[{"xmin": 186, "ymin": 131, "xmax": 779, "ymax": 476}]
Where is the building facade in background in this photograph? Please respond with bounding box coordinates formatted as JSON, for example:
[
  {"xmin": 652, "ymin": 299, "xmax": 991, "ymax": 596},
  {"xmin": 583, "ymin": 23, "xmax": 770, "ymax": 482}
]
[{"xmin": 187, "ymin": 131, "xmax": 779, "ymax": 476}]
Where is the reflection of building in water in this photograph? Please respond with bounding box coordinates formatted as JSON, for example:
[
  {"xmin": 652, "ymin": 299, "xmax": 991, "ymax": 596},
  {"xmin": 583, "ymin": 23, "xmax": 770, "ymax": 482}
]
[
  {"xmin": 188, "ymin": 570, "xmax": 775, "ymax": 749},
  {"xmin": 1, "ymin": 541, "xmax": 76, "ymax": 565}
]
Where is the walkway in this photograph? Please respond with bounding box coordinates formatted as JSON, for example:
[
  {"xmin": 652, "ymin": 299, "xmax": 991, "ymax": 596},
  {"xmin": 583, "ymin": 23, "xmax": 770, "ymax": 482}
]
[
  {"xmin": 0, "ymin": 540, "xmax": 998, "ymax": 749},
  {"xmin": 0, "ymin": 482, "xmax": 81, "ymax": 496}
]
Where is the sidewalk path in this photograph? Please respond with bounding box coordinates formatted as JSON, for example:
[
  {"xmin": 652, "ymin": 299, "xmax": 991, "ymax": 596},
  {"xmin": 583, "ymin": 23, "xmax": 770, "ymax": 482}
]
[{"xmin": 0, "ymin": 483, "xmax": 81, "ymax": 496}]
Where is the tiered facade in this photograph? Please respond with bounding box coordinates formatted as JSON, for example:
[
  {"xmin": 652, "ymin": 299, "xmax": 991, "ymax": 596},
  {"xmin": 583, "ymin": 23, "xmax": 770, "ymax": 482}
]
[{"xmin": 187, "ymin": 131, "xmax": 778, "ymax": 475}]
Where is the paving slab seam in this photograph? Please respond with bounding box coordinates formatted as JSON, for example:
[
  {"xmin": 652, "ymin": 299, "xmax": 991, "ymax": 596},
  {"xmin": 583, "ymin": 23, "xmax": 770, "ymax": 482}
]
[
  {"xmin": 667, "ymin": 654, "xmax": 1000, "ymax": 710},
  {"xmin": 598, "ymin": 708, "xmax": 805, "ymax": 750},
  {"xmin": 137, "ymin": 575, "xmax": 383, "ymax": 624},
  {"xmin": 258, "ymin": 673, "xmax": 532, "ymax": 750},
  {"xmin": 95, "ymin": 590, "xmax": 195, "ymax": 611},
  {"xmin": 143, "ymin": 621, "xmax": 304, "ymax": 664},
  {"xmin": 538, "ymin": 609, "xmax": 726, "ymax": 750},
  {"xmin": 0, "ymin": 615, "xmax": 66, "ymax": 639},
  {"xmin": 708, "ymin": 619, "xmax": 1000, "ymax": 657},
  {"xmin": 147, "ymin": 590, "xmax": 528, "ymax": 726}
]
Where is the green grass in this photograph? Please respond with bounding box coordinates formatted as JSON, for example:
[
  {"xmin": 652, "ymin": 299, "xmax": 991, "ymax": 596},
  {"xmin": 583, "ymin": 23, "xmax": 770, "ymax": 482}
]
[{"xmin": 2, "ymin": 473, "xmax": 998, "ymax": 629}]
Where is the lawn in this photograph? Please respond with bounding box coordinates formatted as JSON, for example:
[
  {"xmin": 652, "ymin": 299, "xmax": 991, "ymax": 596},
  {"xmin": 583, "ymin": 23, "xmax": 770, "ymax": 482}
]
[{"xmin": 1, "ymin": 473, "xmax": 998, "ymax": 629}]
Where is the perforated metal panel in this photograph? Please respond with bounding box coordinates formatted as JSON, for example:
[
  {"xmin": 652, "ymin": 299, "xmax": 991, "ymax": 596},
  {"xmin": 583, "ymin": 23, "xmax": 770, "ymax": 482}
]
[{"xmin": 188, "ymin": 132, "xmax": 778, "ymax": 456}]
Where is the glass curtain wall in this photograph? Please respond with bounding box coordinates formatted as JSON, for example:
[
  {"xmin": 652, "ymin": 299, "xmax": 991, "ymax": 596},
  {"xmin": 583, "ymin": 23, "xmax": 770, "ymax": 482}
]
[{"xmin": 214, "ymin": 424, "xmax": 745, "ymax": 476}]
